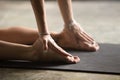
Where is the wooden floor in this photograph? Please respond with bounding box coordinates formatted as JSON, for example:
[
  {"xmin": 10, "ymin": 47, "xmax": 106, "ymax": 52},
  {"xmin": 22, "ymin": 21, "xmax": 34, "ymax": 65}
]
[{"xmin": 0, "ymin": 1, "xmax": 120, "ymax": 80}]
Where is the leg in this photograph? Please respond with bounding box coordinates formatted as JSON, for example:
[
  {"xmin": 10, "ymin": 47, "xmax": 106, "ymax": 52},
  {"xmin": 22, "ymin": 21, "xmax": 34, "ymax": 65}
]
[
  {"xmin": 0, "ymin": 26, "xmax": 98, "ymax": 51},
  {"xmin": 0, "ymin": 26, "xmax": 79, "ymax": 63},
  {"xmin": 0, "ymin": 27, "xmax": 39, "ymax": 44},
  {"xmin": 0, "ymin": 27, "xmax": 79, "ymax": 62},
  {"xmin": 0, "ymin": 39, "xmax": 79, "ymax": 63},
  {"xmin": 0, "ymin": 40, "xmax": 33, "ymax": 60},
  {"xmin": 51, "ymin": 0, "xmax": 99, "ymax": 51}
]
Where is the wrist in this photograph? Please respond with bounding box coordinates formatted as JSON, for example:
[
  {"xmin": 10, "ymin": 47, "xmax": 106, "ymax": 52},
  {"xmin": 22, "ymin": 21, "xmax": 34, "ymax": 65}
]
[
  {"xmin": 39, "ymin": 33, "xmax": 50, "ymax": 35},
  {"xmin": 39, "ymin": 32, "xmax": 50, "ymax": 37},
  {"xmin": 39, "ymin": 28, "xmax": 50, "ymax": 36}
]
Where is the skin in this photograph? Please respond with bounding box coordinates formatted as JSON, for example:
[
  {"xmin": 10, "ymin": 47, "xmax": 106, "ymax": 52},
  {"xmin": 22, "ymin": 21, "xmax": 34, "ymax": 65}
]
[
  {"xmin": 0, "ymin": 0, "xmax": 99, "ymax": 51},
  {"xmin": 56, "ymin": 0, "xmax": 99, "ymax": 51},
  {"xmin": 0, "ymin": 0, "xmax": 80, "ymax": 63},
  {"xmin": 0, "ymin": 39, "xmax": 79, "ymax": 63},
  {"xmin": 0, "ymin": 0, "xmax": 99, "ymax": 63},
  {"xmin": 30, "ymin": 0, "xmax": 80, "ymax": 63},
  {"xmin": 0, "ymin": 27, "xmax": 99, "ymax": 51},
  {"xmin": 0, "ymin": 40, "xmax": 33, "ymax": 61}
]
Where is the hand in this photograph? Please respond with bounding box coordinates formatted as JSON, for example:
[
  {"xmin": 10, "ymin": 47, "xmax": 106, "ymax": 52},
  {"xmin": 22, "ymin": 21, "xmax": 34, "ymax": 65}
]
[
  {"xmin": 33, "ymin": 34, "xmax": 80, "ymax": 63},
  {"xmin": 40, "ymin": 34, "xmax": 72, "ymax": 57}
]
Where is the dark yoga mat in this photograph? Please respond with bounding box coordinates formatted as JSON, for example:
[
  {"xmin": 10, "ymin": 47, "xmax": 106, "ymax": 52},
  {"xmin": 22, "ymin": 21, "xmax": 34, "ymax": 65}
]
[{"xmin": 0, "ymin": 43, "xmax": 120, "ymax": 75}]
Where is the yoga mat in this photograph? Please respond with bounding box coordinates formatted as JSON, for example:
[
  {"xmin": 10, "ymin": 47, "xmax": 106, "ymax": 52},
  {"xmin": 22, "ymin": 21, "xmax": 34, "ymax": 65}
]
[{"xmin": 0, "ymin": 43, "xmax": 120, "ymax": 75}]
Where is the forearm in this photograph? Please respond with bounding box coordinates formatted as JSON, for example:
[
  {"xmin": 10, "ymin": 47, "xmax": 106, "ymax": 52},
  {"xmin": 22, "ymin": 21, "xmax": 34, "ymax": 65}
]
[
  {"xmin": 57, "ymin": 0, "xmax": 75, "ymax": 25},
  {"xmin": 30, "ymin": 0, "xmax": 49, "ymax": 34},
  {"xmin": 0, "ymin": 40, "xmax": 33, "ymax": 61}
]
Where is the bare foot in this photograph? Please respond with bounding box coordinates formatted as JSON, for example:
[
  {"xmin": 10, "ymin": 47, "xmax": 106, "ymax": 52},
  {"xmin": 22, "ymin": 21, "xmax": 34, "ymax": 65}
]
[
  {"xmin": 31, "ymin": 37, "xmax": 80, "ymax": 63},
  {"xmin": 51, "ymin": 23, "xmax": 99, "ymax": 51}
]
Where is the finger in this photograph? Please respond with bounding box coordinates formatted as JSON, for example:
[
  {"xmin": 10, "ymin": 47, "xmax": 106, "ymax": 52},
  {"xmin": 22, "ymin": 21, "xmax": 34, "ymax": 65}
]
[
  {"xmin": 83, "ymin": 32, "xmax": 94, "ymax": 42},
  {"xmin": 76, "ymin": 32, "xmax": 90, "ymax": 42},
  {"xmin": 48, "ymin": 39, "xmax": 81, "ymax": 63},
  {"xmin": 79, "ymin": 41, "xmax": 96, "ymax": 51},
  {"xmin": 66, "ymin": 56, "xmax": 80, "ymax": 63},
  {"xmin": 43, "ymin": 39, "xmax": 48, "ymax": 50},
  {"xmin": 48, "ymin": 41, "xmax": 75, "ymax": 63},
  {"xmin": 75, "ymin": 24, "xmax": 94, "ymax": 42},
  {"xmin": 48, "ymin": 40, "xmax": 72, "ymax": 57},
  {"xmin": 73, "ymin": 56, "xmax": 80, "ymax": 63}
]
